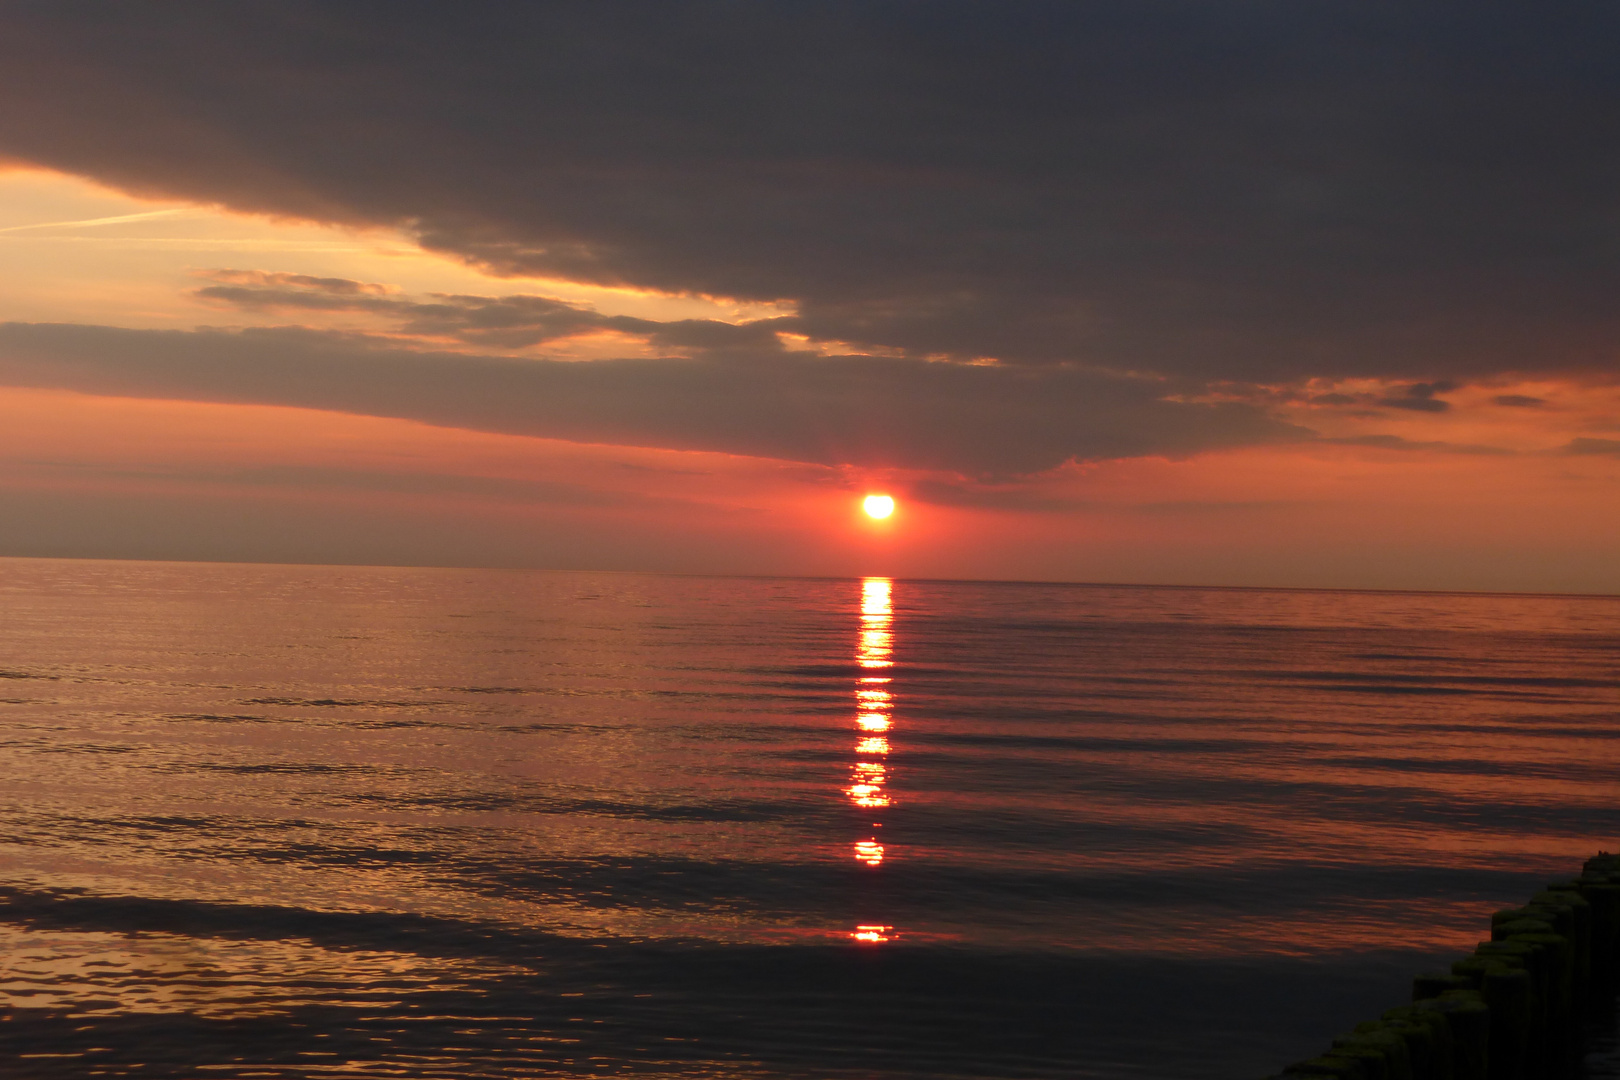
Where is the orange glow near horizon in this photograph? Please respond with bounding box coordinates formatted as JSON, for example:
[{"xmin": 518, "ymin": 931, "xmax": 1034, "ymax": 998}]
[{"xmin": 4, "ymin": 384, "xmax": 1620, "ymax": 591}]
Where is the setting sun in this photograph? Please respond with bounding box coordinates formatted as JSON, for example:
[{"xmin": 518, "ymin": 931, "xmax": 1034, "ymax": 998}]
[{"xmin": 863, "ymin": 494, "xmax": 895, "ymax": 519}]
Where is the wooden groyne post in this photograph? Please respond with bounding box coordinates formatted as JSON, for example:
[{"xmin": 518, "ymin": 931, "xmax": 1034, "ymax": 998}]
[{"xmin": 1265, "ymin": 851, "xmax": 1620, "ymax": 1080}]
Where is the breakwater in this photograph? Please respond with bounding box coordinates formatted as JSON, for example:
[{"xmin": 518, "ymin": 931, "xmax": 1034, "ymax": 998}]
[{"xmin": 1267, "ymin": 853, "xmax": 1620, "ymax": 1079}]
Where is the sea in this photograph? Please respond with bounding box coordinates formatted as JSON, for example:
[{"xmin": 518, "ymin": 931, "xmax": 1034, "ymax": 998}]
[{"xmin": 0, "ymin": 557, "xmax": 1617, "ymax": 1079}]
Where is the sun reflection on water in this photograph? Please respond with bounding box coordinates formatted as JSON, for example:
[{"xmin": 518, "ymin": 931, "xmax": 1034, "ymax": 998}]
[{"xmin": 848, "ymin": 578, "xmax": 896, "ymax": 941}]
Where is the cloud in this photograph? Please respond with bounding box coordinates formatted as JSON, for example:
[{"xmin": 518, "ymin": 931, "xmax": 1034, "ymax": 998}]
[
  {"xmin": 1563, "ymin": 437, "xmax": 1620, "ymax": 456},
  {"xmin": 1375, "ymin": 382, "xmax": 1455, "ymax": 413},
  {"xmin": 1325, "ymin": 434, "xmax": 1510, "ymax": 455},
  {"xmin": 1492, "ymin": 394, "xmax": 1546, "ymax": 408},
  {"xmin": 908, "ymin": 477, "xmax": 1295, "ymax": 515},
  {"xmin": 201, "ymin": 270, "xmax": 393, "ymax": 297},
  {"xmin": 0, "ymin": 321, "xmax": 1307, "ymax": 476},
  {"xmin": 0, "ymin": 3, "xmax": 1618, "ymax": 382},
  {"xmin": 907, "ymin": 479, "xmax": 1090, "ymax": 514},
  {"xmin": 192, "ymin": 271, "xmax": 671, "ymax": 349},
  {"xmin": 203, "ymin": 464, "xmax": 647, "ymax": 507},
  {"xmin": 193, "ymin": 271, "xmax": 798, "ymax": 354}
]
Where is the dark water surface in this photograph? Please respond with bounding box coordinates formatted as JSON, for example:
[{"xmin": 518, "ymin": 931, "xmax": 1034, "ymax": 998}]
[{"xmin": 1, "ymin": 558, "xmax": 1617, "ymax": 1078}]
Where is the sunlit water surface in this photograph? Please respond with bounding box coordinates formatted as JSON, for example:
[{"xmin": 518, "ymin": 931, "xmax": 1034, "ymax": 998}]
[{"xmin": 1, "ymin": 559, "xmax": 1617, "ymax": 1078}]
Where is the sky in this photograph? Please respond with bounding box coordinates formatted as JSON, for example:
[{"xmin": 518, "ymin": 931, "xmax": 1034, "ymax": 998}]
[{"xmin": 0, "ymin": 1, "xmax": 1618, "ymax": 592}]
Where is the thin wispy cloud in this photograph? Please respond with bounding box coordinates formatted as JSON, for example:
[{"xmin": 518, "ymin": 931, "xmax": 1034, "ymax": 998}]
[{"xmin": 0, "ymin": 207, "xmax": 195, "ymax": 233}]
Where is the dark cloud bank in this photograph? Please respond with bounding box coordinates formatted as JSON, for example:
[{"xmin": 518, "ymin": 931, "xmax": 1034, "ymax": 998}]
[
  {"xmin": 1, "ymin": 1, "xmax": 1618, "ymax": 472},
  {"xmin": 0, "ymin": 321, "xmax": 1300, "ymax": 476}
]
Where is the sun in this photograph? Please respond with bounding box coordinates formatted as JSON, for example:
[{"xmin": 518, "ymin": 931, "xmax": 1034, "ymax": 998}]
[{"xmin": 863, "ymin": 494, "xmax": 895, "ymax": 519}]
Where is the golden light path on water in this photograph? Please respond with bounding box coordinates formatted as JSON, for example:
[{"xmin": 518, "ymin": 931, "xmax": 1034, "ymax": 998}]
[{"xmin": 849, "ymin": 577, "xmax": 894, "ymax": 944}]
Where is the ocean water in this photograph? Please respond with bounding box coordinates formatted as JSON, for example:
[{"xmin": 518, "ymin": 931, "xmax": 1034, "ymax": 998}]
[{"xmin": 1, "ymin": 558, "xmax": 1617, "ymax": 1079}]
